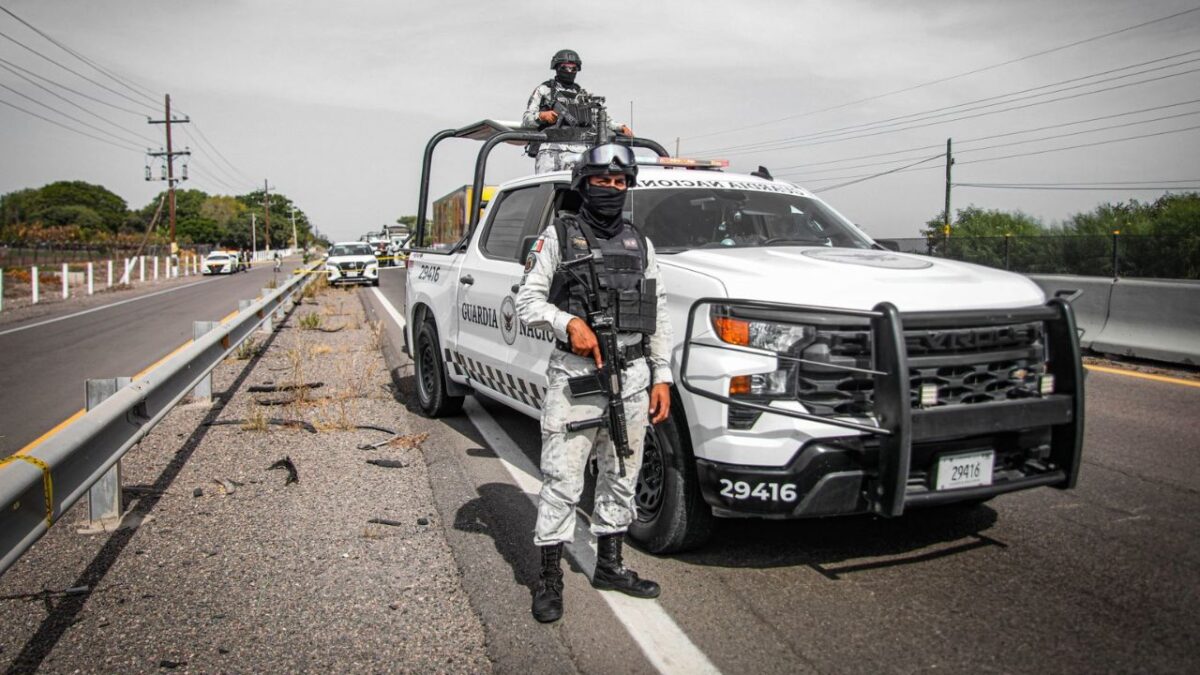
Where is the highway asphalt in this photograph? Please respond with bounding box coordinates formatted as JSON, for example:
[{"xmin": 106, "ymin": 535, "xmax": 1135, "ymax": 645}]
[
  {"xmin": 368, "ymin": 265, "xmax": 1200, "ymax": 673},
  {"xmin": 0, "ymin": 260, "xmax": 306, "ymax": 456}
]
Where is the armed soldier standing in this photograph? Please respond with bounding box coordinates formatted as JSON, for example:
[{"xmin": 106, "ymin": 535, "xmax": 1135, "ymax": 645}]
[
  {"xmin": 516, "ymin": 144, "xmax": 673, "ymax": 623},
  {"xmin": 523, "ymin": 49, "xmax": 632, "ymax": 174}
]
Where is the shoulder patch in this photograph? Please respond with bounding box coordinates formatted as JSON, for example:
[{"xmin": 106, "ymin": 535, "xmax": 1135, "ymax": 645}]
[
  {"xmin": 571, "ymin": 237, "xmax": 589, "ymax": 250},
  {"xmin": 524, "ymin": 252, "xmax": 537, "ymax": 273},
  {"xmin": 533, "ymin": 238, "xmax": 544, "ymax": 253},
  {"xmin": 622, "ymin": 237, "xmax": 639, "ymax": 250}
]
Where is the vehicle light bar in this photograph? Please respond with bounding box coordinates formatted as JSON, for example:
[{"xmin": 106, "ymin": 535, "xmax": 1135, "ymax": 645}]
[{"xmin": 640, "ymin": 156, "xmax": 730, "ymax": 169}]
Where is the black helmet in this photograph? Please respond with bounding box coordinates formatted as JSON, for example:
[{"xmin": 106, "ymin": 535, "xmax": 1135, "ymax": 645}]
[
  {"xmin": 550, "ymin": 49, "xmax": 582, "ymax": 70},
  {"xmin": 571, "ymin": 144, "xmax": 637, "ymax": 190}
]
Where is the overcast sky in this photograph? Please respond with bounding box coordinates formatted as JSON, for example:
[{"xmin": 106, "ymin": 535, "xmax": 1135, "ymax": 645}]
[{"xmin": 1, "ymin": 0, "xmax": 1198, "ymax": 242}]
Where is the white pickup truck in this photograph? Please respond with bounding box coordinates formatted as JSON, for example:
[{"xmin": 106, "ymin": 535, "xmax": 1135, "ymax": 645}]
[{"xmin": 404, "ymin": 121, "xmax": 1084, "ymax": 553}]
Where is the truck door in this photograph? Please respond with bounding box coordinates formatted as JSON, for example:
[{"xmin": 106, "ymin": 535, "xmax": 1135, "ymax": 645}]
[{"xmin": 453, "ymin": 184, "xmax": 551, "ymax": 409}]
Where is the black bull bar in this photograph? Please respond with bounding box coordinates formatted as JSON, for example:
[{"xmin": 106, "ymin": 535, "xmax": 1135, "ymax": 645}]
[{"xmin": 678, "ymin": 297, "xmax": 1084, "ymax": 517}]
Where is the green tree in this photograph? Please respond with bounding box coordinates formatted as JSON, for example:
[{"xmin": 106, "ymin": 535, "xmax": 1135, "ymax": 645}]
[{"xmin": 29, "ymin": 181, "xmax": 128, "ymax": 232}]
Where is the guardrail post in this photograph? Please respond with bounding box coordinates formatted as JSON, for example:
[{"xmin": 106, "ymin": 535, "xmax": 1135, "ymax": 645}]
[
  {"xmin": 31, "ymin": 265, "xmax": 38, "ymax": 304},
  {"xmin": 259, "ymin": 289, "xmax": 274, "ymax": 332},
  {"xmin": 239, "ymin": 299, "xmax": 253, "ymax": 312},
  {"xmin": 87, "ymin": 262, "xmax": 94, "ymax": 295},
  {"xmin": 85, "ymin": 377, "xmax": 131, "ymax": 528},
  {"xmin": 190, "ymin": 321, "xmax": 220, "ymax": 403},
  {"xmin": 62, "ymin": 262, "xmax": 69, "ymax": 299}
]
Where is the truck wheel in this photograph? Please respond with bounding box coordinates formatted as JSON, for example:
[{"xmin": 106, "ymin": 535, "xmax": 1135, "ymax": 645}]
[
  {"xmin": 629, "ymin": 408, "xmax": 713, "ymax": 554},
  {"xmin": 414, "ymin": 320, "xmax": 463, "ymax": 417}
]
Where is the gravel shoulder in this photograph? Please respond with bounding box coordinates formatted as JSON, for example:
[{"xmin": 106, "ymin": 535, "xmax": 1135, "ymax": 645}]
[{"xmin": 0, "ymin": 281, "xmax": 491, "ymax": 673}]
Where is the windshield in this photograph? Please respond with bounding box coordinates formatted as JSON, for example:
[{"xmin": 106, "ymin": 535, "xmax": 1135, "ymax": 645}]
[
  {"xmin": 207, "ymin": 253, "xmax": 229, "ymax": 260},
  {"xmin": 628, "ymin": 187, "xmax": 873, "ymax": 253},
  {"xmin": 330, "ymin": 244, "xmax": 374, "ymax": 257}
]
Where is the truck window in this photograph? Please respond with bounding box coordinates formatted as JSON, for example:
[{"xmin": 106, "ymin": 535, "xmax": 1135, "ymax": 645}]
[{"xmin": 481, "ymin": 186, "xmax": 541, "ymax": 262}]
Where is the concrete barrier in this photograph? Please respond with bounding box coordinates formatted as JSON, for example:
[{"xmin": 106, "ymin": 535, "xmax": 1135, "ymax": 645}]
[
  {"xmin": 1026, "ymin": 275, "xmax": 1115, "ymax": 350},
  {"xmin": 1091, "ymin": 278, "xmax": 1200, "ymax": 366},
  {"xmin": 1027, "ymin": 274, "xmax": 1200, "ymax": 366}
]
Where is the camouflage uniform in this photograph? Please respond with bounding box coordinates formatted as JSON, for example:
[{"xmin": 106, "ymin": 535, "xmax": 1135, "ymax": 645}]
[
  {"xmin": 516, "ymin": 223, "xmax": 673, "ymax": 546},
  {"xmin": 523, "ymin": 82, "xmax": 623, "ymax": 175}
]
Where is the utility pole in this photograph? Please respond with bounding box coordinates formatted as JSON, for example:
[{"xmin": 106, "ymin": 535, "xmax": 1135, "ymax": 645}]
[
  {"xmin": 289, "ymin": 206, "xmax": 298, "ymax": 249},
  {"xmin": 262, "ymin": 179, "xmax": 273, "ymax": 252},
  {"xmin": 251, "ymin": 212, "xmax": 257, "ymax": 259},
  {"xmin": 675, "ymin": 137, "xmax": 680, "ymax": 157},
  {"xmin": 943, "ymin": 138, "xmax": 954, "ymax": 247},
  {"xmin": 147, "ymin": 94, "xmax": 190, "ymax": 256}
]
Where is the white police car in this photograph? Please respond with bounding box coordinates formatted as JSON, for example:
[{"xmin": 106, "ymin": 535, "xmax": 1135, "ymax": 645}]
[
  {"xmin": 404, "ymin": 122, "xmax": 1084, "ymax": 553},
  {"xmin": 202, "ymin": 251, "xmax": 239, "ymax": 275},
  {"xmin": 325, "ymin": 241, "xmax": 380, "ymax": 286}
]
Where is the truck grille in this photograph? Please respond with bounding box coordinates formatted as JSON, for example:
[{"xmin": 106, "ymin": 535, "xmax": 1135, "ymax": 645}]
[
  {"xmin": 796, "ymin": 322, "xmax": 1047, "ymax": 416},
  {"xmin": 337, "ymin": 261, "xmax": 366, "ymax": 271}
]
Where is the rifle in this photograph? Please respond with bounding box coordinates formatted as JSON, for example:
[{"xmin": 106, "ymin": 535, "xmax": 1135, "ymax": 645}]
[{"xmin": 560, "ymin": 249, "xmax": 634, "ymax": 477}]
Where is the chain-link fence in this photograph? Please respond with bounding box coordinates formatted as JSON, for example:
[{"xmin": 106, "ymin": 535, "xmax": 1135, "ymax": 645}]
[{"xmin": 885, "ymin": 234, "xmax": 1200, "ymax": 280}]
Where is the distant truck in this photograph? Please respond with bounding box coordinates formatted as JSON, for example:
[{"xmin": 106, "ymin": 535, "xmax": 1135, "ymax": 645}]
[
  {"xmin": 404, "ymin": 120, "xmax": 1085, "ymax": 553},
  {"xmin": 430, "ymin": 185, "xmax": 496, "ymax": 250}
]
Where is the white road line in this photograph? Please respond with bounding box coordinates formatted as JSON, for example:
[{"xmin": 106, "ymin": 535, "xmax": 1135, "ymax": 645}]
[
  {"xmin": 465, "ymin": 398, "xmax": 721, "ymax": 675},
  {"xmin": 369, "ymin": 286, "xmax": 406, "ymax": 331},
  {"xmin": 0, "ymin": 277, "xmax": 218, "ymax": 338}
]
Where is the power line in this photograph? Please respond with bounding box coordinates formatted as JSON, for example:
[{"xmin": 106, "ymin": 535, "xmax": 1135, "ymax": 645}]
[
  {"xmin": 0, "ymin": 81, "xmax": 151, "ymax": 148},
  {"xmin": 0, "ymin": 55, "xmax": 147, "ymax": 116},
  {"xmin": 704, "ymin": 58, "xmax": 1200, "ymax": 156},
  {"xmin": 0, "ymin": 95, "xmax": 142, "ymax": 153},
  {"xmin": 683, "ymin": 5, "xmax": 1200, "ymax": 142},
  {"xmin": 0, "ymin": 60, "xmax": 158, "ymax": 144},
  {"xmin": 955, "ymin": 182, "xmax": 1200, "ymax": 191},
  {"xmin": 700, "ymin": 48, "xmax": 1200, "ymax": 155},
  {"xmin": 772, "ymin": 99, "xmax": 1200, "ymax": 178},
  {"xmin": 779, "ymin": 124, "xmax": 1200, "ymax": 184},
  {"xmin": 180, "ymin": 124, "xmax": 258, "ymax": 189},
  {"xmin": 812, "ymin": 153, "xmax": 944, "ymax": 192},
  {"xmin": 0, "ymin": 26, "xmax": 158, "ymax": 113},
  {"xmin": 0, "ymin": 4, "xmax": 161, "ymax": 107}
]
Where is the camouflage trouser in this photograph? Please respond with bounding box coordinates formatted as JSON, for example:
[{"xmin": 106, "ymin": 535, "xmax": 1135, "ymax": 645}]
[
  {"xmin": 533, "ymin": 366, "xmax": 651, "ymax": 546},
  {"xmin": 534, "ymin": 143, "xmax": 588, "ymax": 174}
]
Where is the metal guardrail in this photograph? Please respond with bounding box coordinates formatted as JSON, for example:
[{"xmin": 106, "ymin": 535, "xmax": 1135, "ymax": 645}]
[{"xmin": 0, "ymin": 263, "xmax": 320, "ymax": 576}]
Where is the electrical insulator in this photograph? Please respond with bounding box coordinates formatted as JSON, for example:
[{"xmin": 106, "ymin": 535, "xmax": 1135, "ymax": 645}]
[
  {"xmin": 182, "ymin": 163, "xmax": 188, "ymax": 180},
  {"xmin": 145, "ymin": 166, "xmax": 151, "ymax": 181}
]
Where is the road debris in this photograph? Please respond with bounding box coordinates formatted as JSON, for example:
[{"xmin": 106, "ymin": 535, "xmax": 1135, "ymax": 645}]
[
  {"xmin": 267, "ymin": 457, "xmax": 299, "ymax": 485},
  {"xmin": 367, "ymin": 518, "xmax": 404, "ymax": 527},
  {"xmin": 366, "ymin": 459, "xmax": 407, "ymax": 469}
]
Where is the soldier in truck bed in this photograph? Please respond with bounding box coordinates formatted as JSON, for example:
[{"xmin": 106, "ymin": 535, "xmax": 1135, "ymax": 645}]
[{"xmin": 523, "ymin": 48, "xmax": 632, "ymax": 174}]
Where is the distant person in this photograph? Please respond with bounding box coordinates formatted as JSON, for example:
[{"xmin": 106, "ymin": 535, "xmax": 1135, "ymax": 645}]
[
  {"xmin": 523, "ymin": 49, "xmax": 632, "ymax": 174},
  {"xmin": 273, "ymin": 250, "xmax": 282, "ymax": 272}
]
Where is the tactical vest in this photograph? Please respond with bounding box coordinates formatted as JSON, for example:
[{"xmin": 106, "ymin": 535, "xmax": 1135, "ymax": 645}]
[
  {"xmin": 548, "ymin": 214, "xmax": 657, "ymax": 352},
  {"xmin": 539, "ymin": 79, "xmax": 593, "ymax": 129}
]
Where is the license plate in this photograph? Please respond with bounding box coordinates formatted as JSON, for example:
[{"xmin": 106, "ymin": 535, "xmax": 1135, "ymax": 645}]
[
  {"xmin": 345, "ymin": 270, "xmax": 359, "ymax": 277},
  {"xmin": 934, "ymin": 450, "xmax": 994, "ymax": 490}
]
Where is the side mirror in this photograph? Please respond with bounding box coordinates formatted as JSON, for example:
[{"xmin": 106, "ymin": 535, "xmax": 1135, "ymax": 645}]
[{"xmin": 874, "ymin": 239, "xmax": 900, "ymax": 252}]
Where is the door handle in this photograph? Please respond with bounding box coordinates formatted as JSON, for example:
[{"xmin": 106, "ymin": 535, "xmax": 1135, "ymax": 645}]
[{"xmin": 460, "ymin": 275, "xmax": 474, "ymax": 285}]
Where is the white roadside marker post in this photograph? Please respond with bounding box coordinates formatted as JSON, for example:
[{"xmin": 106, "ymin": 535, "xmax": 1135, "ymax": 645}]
[
  {"xmin": 107, "ymin": 259, "xmax": 113, "ymax": 288},
  {"xmin": 62, "ymin": 262, "xmax": 69, "ymax": 299},
  {"xmin": 31, "ymin": 265, "xmax": 38, "ymax": 304},
  {"xmin": 87, "ymin": 262, "xmax": 94, "ymax": 295}
]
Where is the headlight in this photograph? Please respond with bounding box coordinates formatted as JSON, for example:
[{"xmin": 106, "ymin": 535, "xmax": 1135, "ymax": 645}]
[
  {"xmin": 712, "ymin": 306, "xmax": 817, "ymax": 397},
  {"xmin": 710, "ymin": 308, "xmax": 815, "ymax": 353},
  {"xmin": 325, "ymin": 264, "xmax": 336, "ymax": 271}
]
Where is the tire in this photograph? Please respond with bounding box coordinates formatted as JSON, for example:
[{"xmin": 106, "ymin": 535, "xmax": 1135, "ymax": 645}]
[
  {"xmin": 628, "ymin": 399, "xmax": 714, "ymax": 554},
  {"xmin": 414, "ymin": 320, "xmax": 464, "ymax": 417},
  {"xmin": 371, "ymin": 278, "xmax": 380, "ymax": 287}
]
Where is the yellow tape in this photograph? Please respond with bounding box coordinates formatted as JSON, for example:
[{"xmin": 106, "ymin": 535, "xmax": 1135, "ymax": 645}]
[{"xmin": 0, "ymin": 454, "xmax": 55, "ymax": 526}]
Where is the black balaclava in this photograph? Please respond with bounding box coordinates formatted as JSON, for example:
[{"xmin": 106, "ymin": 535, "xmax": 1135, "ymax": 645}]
[
  {"xmin": 579, "ymin": 183, "xmax": 626, "ymax": 239},
  {"xmin": 554, "ymin": 65, "xmax": 577, "ymax": 86}
]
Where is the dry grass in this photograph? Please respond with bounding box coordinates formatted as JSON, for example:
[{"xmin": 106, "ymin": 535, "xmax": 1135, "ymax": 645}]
[
  {"xmin": 301, "ymin": 272, "xmax": 328, "ymax": 299},
  {"xmin": 234, "ymin": 337, "xmax": 261, "ymax": 360},
  {"xmin": 242, "ymin": 408, "xmax": 268, "ymax": 431},
  {"xmin": 298, "ymin": 312, "xmax": 322, "ymax": 330}
]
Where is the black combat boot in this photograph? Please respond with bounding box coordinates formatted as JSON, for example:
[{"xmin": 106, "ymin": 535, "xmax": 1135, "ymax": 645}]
[
  {"xmin": 591, "ymin": 534, "xmax": 660, "ymax": 598},
  {"xmin": 531, "ymin": 543, "xmax": 564, "ymax": 623}
]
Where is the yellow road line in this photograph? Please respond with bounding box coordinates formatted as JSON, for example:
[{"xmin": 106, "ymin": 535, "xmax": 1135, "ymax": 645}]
[
  {"xmin": 10, "ymin": 408, "xmax": 86, "ymax": 457},
  {"xmin": 1085, "ymin": 364, "xmax": 1200, "ymax": 388}
]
